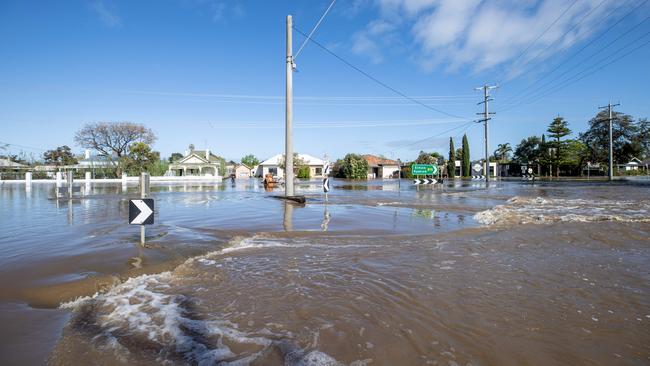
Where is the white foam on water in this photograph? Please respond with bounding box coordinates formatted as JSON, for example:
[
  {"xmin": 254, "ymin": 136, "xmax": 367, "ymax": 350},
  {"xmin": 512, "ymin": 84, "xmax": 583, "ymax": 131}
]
[
  {"xmin": 474, "ymin": 196, "xmax": 650, "ymax": 225},
  {"xmin": 58, "ymin": 236, "xmax": 366, "ymax": 365}
]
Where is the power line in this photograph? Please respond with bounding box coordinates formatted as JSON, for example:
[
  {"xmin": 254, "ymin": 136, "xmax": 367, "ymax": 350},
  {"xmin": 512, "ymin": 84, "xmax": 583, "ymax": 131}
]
[
  {"xmin": 501, "ymin": 0, "xmax": 609, "ymax": 85},
  {"xmin": 496, "ymin": 0, "xmax": 579, "ymax": 84},
  {"xmin": 126, "ymin": 90, "xmax": 476, "ymax": 100},
  {"xmin": 294, "ymin": 0, "xmax": 337, "ymax": 60},
  {"xmin": 500, "ymin": 9, "xmax": 650, "ymax": 109},
  {"xmin": 499, "ymin": 0, "xmax": 647, "ymax": 106},
  {"xmin": 390, "ymin": 121, "xmax": 477, "ymax": 149},
  {"xmin": 292, "ymin": 26, "xmax": 471, "ymax": 121},
  {"xmin": 499, "ymin": 31, "xmax": 650, "ymax": 112}
]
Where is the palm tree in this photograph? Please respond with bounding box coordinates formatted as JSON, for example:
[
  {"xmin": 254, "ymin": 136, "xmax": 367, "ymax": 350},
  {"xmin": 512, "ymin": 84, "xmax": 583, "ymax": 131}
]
[{"xmin": 494, "ymin": 143, "xmax": 512, "ymax": 163}]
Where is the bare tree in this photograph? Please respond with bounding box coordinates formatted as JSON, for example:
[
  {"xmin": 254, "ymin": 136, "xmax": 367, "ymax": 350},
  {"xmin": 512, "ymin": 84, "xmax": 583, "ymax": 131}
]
[{"xmin": 74, "ymin": 122, "xmax": 156, "ymax": 157}]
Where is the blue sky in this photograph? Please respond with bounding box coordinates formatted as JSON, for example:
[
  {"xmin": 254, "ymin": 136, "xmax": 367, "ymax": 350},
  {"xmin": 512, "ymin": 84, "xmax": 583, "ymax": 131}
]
[{"xmin": 1, "ymin": 0, "xmax": 649, "ymax": 163}]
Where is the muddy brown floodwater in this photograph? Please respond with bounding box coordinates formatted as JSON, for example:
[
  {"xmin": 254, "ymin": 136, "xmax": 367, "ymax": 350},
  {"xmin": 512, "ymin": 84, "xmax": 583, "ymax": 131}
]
[{"xmin": 1, "ymin": 179, "xmax": 649, "ymax": 365}]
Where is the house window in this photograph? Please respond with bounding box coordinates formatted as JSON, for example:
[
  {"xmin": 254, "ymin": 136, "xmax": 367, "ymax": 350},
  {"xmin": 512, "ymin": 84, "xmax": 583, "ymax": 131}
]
[
  {"xmin": 269, "ymin": 167, "xmax": 278, "ymax": 175},
  {"xmin": 315, "ymin": 167, "xmax": 322, "ymax": 175}
]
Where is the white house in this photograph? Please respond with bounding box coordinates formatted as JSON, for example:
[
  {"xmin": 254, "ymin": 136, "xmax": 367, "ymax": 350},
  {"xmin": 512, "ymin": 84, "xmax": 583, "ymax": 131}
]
[
  {"xmin": 618, "ymin": 157, "xmax": 643, "ymax": 171},
  {"xmin": 256, "ymin": 153, "xmax": 325, "ymax": 178},
  {"xmin": 168, "ymin": 149, "xmax": 221, "ymax": 176},
  {"xmin": 362, "ymin": 155, "xmax": 399, "ymax": 179}
]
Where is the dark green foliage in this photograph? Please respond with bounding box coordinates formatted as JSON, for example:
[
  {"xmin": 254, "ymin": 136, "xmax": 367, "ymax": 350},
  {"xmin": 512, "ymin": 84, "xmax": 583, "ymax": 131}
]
[
  {"xmin": 43, "ymin": 145, "xmax": 78, "ymax": 166},
  {"xmin": 339, "ymin": 154, "xmax": 368, "ymax": 180},
  {"xmin": 461, "ymin": 134, "xmax": 470, "ymax": 177},
  {"xmin": 447, "ymin": 137, "xmax": 455, "ymax": 177}
]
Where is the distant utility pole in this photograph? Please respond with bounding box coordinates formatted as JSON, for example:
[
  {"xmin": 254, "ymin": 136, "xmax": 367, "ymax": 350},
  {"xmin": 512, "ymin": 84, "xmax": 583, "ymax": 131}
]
[
  {"xmin": 598, "ymin": 101, "xmax": 620, "ymax": 181},
  {"xmin": 285, "ymin": 15, "xmax": 295, "ymax": 196},
  {"xmin": 476, "ymin": 84, "xmax": 498, "ymax": 183}
]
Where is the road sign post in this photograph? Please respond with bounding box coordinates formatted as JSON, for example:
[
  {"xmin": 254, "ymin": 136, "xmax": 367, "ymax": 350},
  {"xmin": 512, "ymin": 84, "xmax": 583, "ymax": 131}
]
[{"xmin": 129, "ymin": 172, "xmax": 153, "ymax": 245}]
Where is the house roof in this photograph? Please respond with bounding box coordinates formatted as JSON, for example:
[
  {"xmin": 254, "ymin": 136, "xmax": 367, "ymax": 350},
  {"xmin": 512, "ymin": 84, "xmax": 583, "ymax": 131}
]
[
  {"xmin": 260, "ymin": 154, "xmax": 324, "ymax": 166},
  {"xmin": 362, "ymin": 154, "xmax": 398, "ymax": 167},
  {"xmin": 190, "ymin": 150, "xmax": 222, "ymax": 163},
  {"xmin": 78, "ymin": 155, "xmax": 114, "ymax": 164},
  {"xmin": 0, "ymin": 158, "xmax": 27, "ymax": 167}
]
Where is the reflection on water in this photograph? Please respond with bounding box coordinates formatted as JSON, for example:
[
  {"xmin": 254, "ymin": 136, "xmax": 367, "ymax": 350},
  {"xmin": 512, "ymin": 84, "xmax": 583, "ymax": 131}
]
[{"xmin": 1, "ymin": 179, "xmax": 650, "ymax": 365}]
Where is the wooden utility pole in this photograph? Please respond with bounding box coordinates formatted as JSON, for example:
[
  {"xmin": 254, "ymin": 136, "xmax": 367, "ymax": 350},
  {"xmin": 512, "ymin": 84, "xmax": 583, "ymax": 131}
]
[
  {"xmin": 285, "ymin": 15, "xmax": 295, "ymax": 197},
  {"xmin": 476, "ymin": 84, "xmax": 497, "ymax": 183},
  {"xmin": 598, "ymin": 101, "xmax": 620, "ymax": 181}
]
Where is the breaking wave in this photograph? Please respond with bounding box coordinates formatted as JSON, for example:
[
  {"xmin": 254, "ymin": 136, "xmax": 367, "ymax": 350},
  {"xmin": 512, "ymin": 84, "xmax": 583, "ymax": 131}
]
[
  {"xmin": 58, "ymin": 236, "xmax": 372, "ymax": 365},
  {"xmin": 474, "ymin": 196, "xmax": 650, "ymax": 225}
]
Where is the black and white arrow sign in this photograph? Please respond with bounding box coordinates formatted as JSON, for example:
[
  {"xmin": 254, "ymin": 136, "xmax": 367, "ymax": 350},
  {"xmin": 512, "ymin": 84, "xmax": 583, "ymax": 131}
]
[
  {"xmin": 471, "ymin": 175, "xmax": 485, "ymax": 181},
  {"xmin": 323, "ymin": 178, "xmax": 330, "ymax": 192},
  {"xmin": 129, "ymin": 199, "xmax": 154, "ymax": 225},
  {"xmin": 323, "ymin": 164, "xmax": 331, "ymax": 176},
  {"xmin": 413, "ymin": 178, "xmax": 436, "ymax": 185}
]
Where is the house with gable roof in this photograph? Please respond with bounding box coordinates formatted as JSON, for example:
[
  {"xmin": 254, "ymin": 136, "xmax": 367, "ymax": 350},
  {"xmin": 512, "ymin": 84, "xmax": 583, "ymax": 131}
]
[{"xmin": 168, "ymin": 147, "xmax": 222, "ymax": 176}]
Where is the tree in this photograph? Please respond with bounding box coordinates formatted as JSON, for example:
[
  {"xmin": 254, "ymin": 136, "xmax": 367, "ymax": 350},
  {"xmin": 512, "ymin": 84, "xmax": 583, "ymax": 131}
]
[
  {"xmin": 461, "ymin": 134, "xmax": 470, "ymax": 177},
  {"xmin": 43, "ymin": 145, "xmax": 78, "ymax": 166},
  {"xmin": 579, "ymin": 111, "xmax": 649, "ymax": 168},
  {"xmin": 546, "ymin": 117, "xmax": 572, "ymax": 177},
  {"xmin": 415, "ymin": 151, "xmax": 441, "ymax": 165},
  {"xmin": 168, "ymin": 152, "xmax": 183, "ymax": 163},
  {"xmin": 447, "ymin": 137, "xmax": 456, "ymax": 178},
  {"xmin": 241, "ymin": 154, "xmax": 260, "ymax": 167},
  {"xmin": 75, "ymin": 122, "xmax": 156, "ymax": 158},
  {"xmin": 120, "ymin": 142, "xmax": 160, "ymax": 175},
  {"xmin": 562, "ymin": 140, "xmax": 589, "ymax": 176},
  {"xmin": 339, "ymin": 153, "xmax": 368, "ymax": 179},
  {"xmin": 493, "ymin": 143, "xmax": 512, "ymax": 163},
  {"xmin": 513, "ymin": 136, "xmax": 542, "ymax": 165}
]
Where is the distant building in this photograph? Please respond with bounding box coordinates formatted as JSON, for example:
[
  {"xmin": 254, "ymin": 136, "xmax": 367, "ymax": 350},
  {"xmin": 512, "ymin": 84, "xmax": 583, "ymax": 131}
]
[
  {"xmin": 168, "ymin": 149, "xmax": 221, "ymax": 176},
  {"xmin": 235, "ymin": 164, "xmax": 252, "ymax": 179},
  {"xmin": 0, "ymin": 158, "xmax": 27, "ymax": 169},
  {"xmin": 362, "ymin": 155, "xmax": 399, "ymax": 179},
  {"xmin": 256, "ymin": 153, "xmax": 325, "ymax": 178},
  {"xmin": 618, "ymin": 157, "xmax": 643, "ymax": 171},
  {"xmin": 76, "ymin": 149, "xmax": 116, "ymax": 169}
]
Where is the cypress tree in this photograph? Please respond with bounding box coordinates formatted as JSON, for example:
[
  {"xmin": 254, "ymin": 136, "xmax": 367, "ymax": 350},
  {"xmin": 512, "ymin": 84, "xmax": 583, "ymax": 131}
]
[
  {"xmin": 447, "ymin": 137, "xmax": 455, "ymax": 178},
  {"xmin": 462, "ymin": 134, "xmax": 470, "ymax": 177}
]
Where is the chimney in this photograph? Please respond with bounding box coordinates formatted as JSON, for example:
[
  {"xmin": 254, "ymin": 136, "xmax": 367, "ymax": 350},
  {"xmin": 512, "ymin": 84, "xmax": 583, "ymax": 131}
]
[
  {"xmin": 205, "ymin": 149, "xmax": 210, "ymax": 160},
  {"xmin": 184, "ymin": 150, "xmax": 189, "ymax": 157},
  {"xmin": 85, "ymin": 149, "xmax": 91, "ymax": 159}
]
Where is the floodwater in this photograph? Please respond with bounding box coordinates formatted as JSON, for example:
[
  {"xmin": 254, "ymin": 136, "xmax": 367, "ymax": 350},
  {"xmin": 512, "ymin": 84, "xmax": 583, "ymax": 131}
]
[{"xmin": 1, "ymin": 179, "xmax": 649, "ymax": 365}]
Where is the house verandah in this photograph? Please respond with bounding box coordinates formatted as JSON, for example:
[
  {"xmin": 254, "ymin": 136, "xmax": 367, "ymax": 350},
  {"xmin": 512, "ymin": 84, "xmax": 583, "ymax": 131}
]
[{"xmin": 168, "ymin": 149, "xmax": 221, "ymax": 177}]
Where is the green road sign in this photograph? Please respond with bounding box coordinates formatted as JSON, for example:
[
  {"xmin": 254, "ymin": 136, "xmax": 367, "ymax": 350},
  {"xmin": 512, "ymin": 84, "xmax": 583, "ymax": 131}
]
[{"xmin": 411, "ymin": 164, "xmax": 438, "ymax": 175}]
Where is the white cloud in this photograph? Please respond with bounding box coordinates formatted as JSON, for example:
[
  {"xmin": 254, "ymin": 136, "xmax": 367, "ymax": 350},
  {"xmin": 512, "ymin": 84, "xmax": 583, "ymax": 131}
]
[
  {"xmin": 353, "ymin": 0, "xmax": 631, "ymax": 76},
  {"xmin": 90, "ymin": 1, "xmax": 121, "ymax": 28}
]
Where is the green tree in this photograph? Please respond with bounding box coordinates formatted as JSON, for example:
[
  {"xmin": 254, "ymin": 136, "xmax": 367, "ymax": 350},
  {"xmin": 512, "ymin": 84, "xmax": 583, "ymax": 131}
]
[
  {"xmin": 562, "ymin": 140, "xmax": 589, "ymax": 176},
  {"xmin": 241, "ymin": 154, "xmax": 260, "ymax": 167},
  {"xmin": 547, "ymin": 117, "xmax": 572, "ymax": 177},
  {"xmin": 43, "ymin": 145, "xmax": 78, "ymax": 166},
  {"xmin": 297, "ymin": 166, "xmax": 311, "ymax": 179},
  {"xmin": 513, "ymin": 136, "xmax": 542, "ymax": 165},
  {"xmin": 579, "ymin": 111, "xmax": 649, "ymax": 168},
  {"xmin": 493, "ymin": 143, "xmax": 512, "ymax": 163},
  {"xmin": 120, "ymin": 142, "xmax": 160, "ymax": 175},
  {"xmin": 168, "ymin": 152, "xmax": 183, "ymax": 163},
  {"xmin": 415, "ymin": 151, "xmax": 441, "ymax": 165},
  {"xmin": 339, "ymin": 153, "xmax": 368, "ymax": 179},
  {"xmin": 461, "ymin": 134, "xmax": 470, "ymax": 177},
  {"xmin": 447, "ymin": 137, "xmax": 456, "ymax": 178}
]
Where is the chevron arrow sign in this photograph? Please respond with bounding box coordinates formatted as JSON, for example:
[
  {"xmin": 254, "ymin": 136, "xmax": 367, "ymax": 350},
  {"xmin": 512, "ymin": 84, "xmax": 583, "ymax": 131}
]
[
  {"xmin": 129, "ymin": 199, "xmax": 154, "ymax": 225},
  {"xmin": 413, "ymin": 178, "xmax": 436, "ymax": 185}
]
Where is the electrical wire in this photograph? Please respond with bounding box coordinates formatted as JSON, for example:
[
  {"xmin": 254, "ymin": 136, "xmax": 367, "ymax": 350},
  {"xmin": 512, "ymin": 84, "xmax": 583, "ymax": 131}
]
[
  {"xmin": 500, "ymin": 8, "xmax": 650, "ymax": 109},
  {"xmin": 498, "ymin": 0, "xmax": 647, "ymax": 106},
  {"xmin": 294, "ymin": 0, "xmax": 337, "ymax": 60},
  {"xmin": 496, "ymin": 0, "xmax": 579, "ymax": 84},
  {"xmin": 292, "ymin": 26, "xmax": 472, "ymax": 121},
  {"xmin": 501, "ymin": 0, "xmax": 609, "ymax": 86}
]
